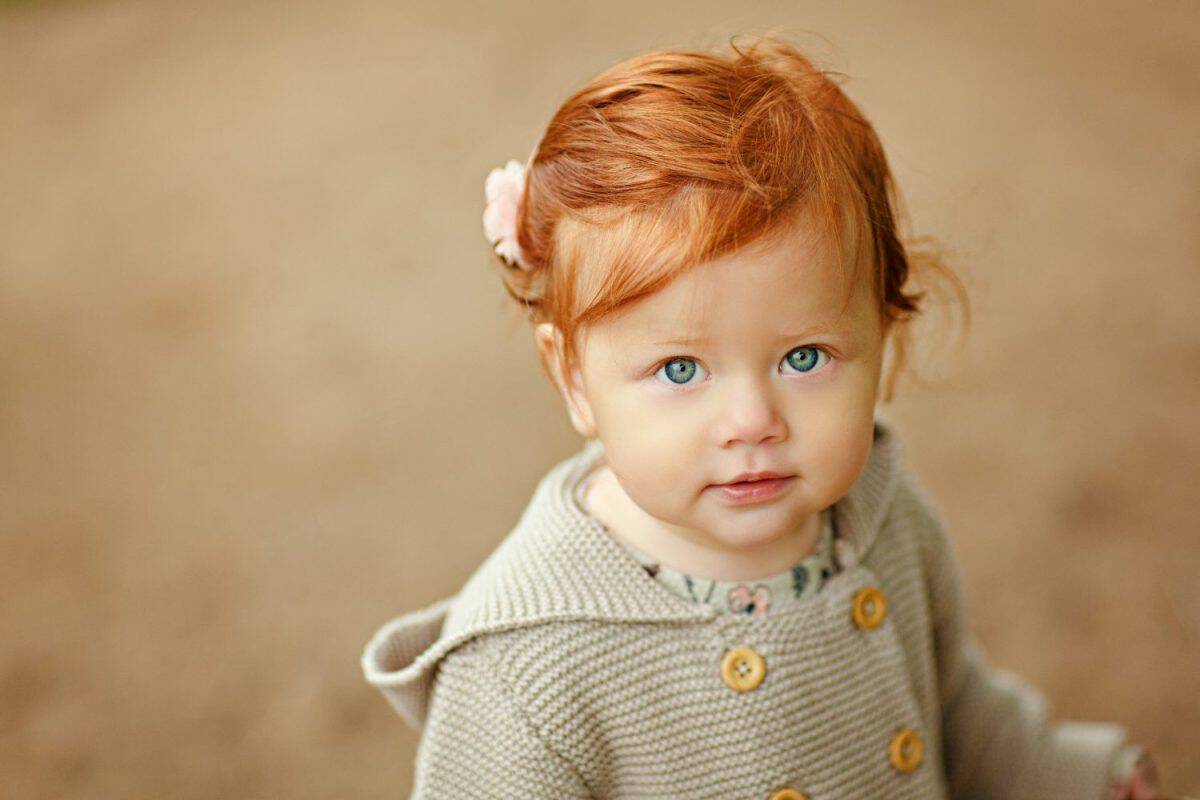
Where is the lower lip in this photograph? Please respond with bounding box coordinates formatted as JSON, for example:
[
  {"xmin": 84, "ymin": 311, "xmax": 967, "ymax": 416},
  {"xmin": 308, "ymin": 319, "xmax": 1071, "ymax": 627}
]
[{"xmin": 708, "ymin": 476, "xmax": 795, "ymax": 505}]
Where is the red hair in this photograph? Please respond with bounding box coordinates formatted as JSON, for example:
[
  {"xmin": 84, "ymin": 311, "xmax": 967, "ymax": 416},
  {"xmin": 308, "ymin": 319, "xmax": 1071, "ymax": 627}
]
[{"xmin": 491, "ymin": 34, "xmax": 968, "ymax": 403}]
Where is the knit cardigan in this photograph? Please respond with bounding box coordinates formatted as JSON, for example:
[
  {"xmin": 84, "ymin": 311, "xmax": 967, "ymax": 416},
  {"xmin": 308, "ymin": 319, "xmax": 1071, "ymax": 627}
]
[{"xmin": 361, "ymin": 418, "xmax": 1128, "ymax": 799}]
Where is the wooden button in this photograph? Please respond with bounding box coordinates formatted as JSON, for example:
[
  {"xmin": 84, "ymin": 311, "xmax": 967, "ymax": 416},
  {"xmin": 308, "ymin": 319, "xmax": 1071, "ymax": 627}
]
[
  {"xmin": 720, "ymin": 646, "xmax": 766, "ymax": 692},
  {"xmin": 851, "ymin": 586, "xmax": 887, "ymax": 630},
  {"xmin": 766, "ymin": 788, "xmax": 807, "ymax": 800},
  {"xmin": 889, "ymin": 727, "xmax": 924, "ymax": 772}
]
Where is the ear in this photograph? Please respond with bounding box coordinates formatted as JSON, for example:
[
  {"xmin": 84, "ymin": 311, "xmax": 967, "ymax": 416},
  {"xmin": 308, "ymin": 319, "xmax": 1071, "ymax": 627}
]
[{"xmin": 535, "ymin": 322, "xmax": 598, "ymax": 438}]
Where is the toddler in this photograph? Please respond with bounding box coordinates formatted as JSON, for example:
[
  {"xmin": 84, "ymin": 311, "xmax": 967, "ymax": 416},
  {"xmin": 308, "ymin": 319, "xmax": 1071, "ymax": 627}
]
[{"xmin": 361, "ymin": 35, "xmax": 1167, "ymax": 799}]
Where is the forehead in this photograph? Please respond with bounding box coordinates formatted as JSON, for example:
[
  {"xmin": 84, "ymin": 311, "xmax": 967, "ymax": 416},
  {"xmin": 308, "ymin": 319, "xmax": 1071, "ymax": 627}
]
[{"xmin": 594, "ymin": 214, "xmax": 872, "ymax": 345}]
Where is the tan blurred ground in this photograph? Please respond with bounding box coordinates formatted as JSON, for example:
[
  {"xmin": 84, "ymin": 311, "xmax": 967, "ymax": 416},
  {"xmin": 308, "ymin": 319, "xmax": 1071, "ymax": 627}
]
[{"xmin": 1, "ymin": 0, "xmax": 1197, "ymax": 797}]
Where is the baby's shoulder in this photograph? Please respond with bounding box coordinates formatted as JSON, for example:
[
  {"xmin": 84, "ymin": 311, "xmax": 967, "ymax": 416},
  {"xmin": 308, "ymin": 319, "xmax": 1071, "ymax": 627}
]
[
  {"xmin": 856, "ymin": 463, "xmax": 959, "ymax": 611},
  {"xmin": 427, "ymin": 617, "xmax": 650, "ymax": 754},
  {"xmin": 445, "ymin": 616, "xmax": 658, "ymax": 690},
  {"xmin": 878, "ymin": 464, "xmax": 954, "ymax": 558}
]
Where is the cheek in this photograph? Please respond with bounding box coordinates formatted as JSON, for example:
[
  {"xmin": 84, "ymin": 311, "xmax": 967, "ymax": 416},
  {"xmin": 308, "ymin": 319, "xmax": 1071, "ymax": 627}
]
[
  {"xmin": 594, "ymin": 382, "xmax": 702, "ymax": 451},
  {"xmin": 599, "ymin": 416, "xmax": 705, "ymax": 515},
  {"xmin": 795, "ymin": 408, "xmax": 874, "ymax": 489},
  {"xmin": 605, "ymin": 445, "xmax": 695, "ymax": 525},
  {"xmin": 609, "ymin": 426, "xmax": 695, "ymax": 486},
  {"xmin": 623, "ymin": 411, "xmax": 712, "ymax": 482}
]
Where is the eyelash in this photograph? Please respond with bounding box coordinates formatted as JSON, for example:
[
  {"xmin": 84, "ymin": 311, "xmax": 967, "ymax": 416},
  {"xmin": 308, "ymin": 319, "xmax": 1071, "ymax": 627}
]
[{"xmin": 649, "ymin": 345, "xmax": 835, "ymax": 388}]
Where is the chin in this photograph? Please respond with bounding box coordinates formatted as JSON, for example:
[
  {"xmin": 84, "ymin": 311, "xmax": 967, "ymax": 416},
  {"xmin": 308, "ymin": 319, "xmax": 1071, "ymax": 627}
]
[{"xmin": 714, "ymin": 516, "xmax": 796, "ymax": 544}]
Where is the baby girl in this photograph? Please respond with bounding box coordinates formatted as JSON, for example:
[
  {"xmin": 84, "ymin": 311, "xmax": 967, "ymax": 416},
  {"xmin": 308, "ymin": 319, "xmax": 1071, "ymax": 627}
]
[{"xmin": 361, "ymin": 34, "xmax": 1169, "ymax": 799}]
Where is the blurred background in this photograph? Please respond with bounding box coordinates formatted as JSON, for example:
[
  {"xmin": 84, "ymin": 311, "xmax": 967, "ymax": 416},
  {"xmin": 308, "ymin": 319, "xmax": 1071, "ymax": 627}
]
[{"xmin": 2, "ymin": 0, "xmax": 1197, "ymax": 797}]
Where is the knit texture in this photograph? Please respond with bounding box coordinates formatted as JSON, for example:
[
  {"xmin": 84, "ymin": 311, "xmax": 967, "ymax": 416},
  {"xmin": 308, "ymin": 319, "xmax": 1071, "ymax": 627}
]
[{"xmin": 361, "ymin": 417, "xmax": 1129, "ymax": 799}]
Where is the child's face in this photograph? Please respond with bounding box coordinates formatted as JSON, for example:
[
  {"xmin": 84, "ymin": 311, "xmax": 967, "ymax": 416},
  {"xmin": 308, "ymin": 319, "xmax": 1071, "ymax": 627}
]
[{"xmin": 538, "ymin": 213, "xmax": 888, "ymax": 556}]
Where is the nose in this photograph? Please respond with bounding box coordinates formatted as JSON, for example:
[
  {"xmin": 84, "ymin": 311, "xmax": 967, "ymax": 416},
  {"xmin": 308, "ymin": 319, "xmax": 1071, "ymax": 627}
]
[{"xmin": 714, "ymin": 374, "xmax": 787, "ymax": 448}]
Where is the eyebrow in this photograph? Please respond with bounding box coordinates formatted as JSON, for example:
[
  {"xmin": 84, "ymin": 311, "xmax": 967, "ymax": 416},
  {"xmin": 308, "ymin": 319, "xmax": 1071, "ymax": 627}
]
[{"xmin": 652, "ymin": 327, "xmax": 848, "ymax": 346}]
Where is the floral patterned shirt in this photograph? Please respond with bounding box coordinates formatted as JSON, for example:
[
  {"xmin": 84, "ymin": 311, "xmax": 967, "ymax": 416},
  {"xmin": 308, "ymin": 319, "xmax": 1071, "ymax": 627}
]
[{"xmin": 612, "ymin": 506, "xmax": 836, "ymax": 616}]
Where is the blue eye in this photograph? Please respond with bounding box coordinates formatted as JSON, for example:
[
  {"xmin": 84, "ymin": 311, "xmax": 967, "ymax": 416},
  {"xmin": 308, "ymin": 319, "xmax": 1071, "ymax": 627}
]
[
  {"xmin": 652, "ymin": 347, "xmax": 830, "ymax": 388},
  {"xmin": 655, "ymin": 357, "xmax": 707, "ymax": 386},
  {"xmin": 782, "ymin": 346, "xmax": 830, "ymax": 374}
]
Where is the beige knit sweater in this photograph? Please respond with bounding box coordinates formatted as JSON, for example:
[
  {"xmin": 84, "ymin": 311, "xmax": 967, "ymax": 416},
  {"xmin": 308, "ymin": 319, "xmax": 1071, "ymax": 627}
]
[{"xmin": 361, "ymin": 418, "xmax": 1128, "ymax": 799}]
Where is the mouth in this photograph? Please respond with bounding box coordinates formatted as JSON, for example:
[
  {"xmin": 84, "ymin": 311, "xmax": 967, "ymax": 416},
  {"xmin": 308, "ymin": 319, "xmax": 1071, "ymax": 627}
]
[
  {"xmin": 707, "ymin": 474, "xmax": 795, "ymax": 504},
  {"xmin": 716, "ymin": 470, "xmax": 790, "ymax": 486}
]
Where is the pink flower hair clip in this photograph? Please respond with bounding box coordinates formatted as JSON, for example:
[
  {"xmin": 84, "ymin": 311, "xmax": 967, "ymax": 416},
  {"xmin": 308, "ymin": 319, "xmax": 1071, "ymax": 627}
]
[{"xmin": 482, "ymin": 157, "xmax": 532, "ymax": 271}]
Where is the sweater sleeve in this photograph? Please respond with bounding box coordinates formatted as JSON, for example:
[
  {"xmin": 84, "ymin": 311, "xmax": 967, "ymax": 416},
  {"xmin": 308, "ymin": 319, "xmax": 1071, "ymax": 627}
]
[
  {"xmin": 411, "ymin": 636, "xmax": 593, "ymax": 799},
  {"xmin": 906, "ymin": 475, "xmax": 1129, "ymax": 800}
]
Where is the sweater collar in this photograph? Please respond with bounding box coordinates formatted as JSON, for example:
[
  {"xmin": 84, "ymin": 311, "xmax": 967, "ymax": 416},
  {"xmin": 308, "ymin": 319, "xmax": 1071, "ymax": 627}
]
[{"xmin": 441, "ymin": 414, "xmax": 903, "ymax": 636}]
